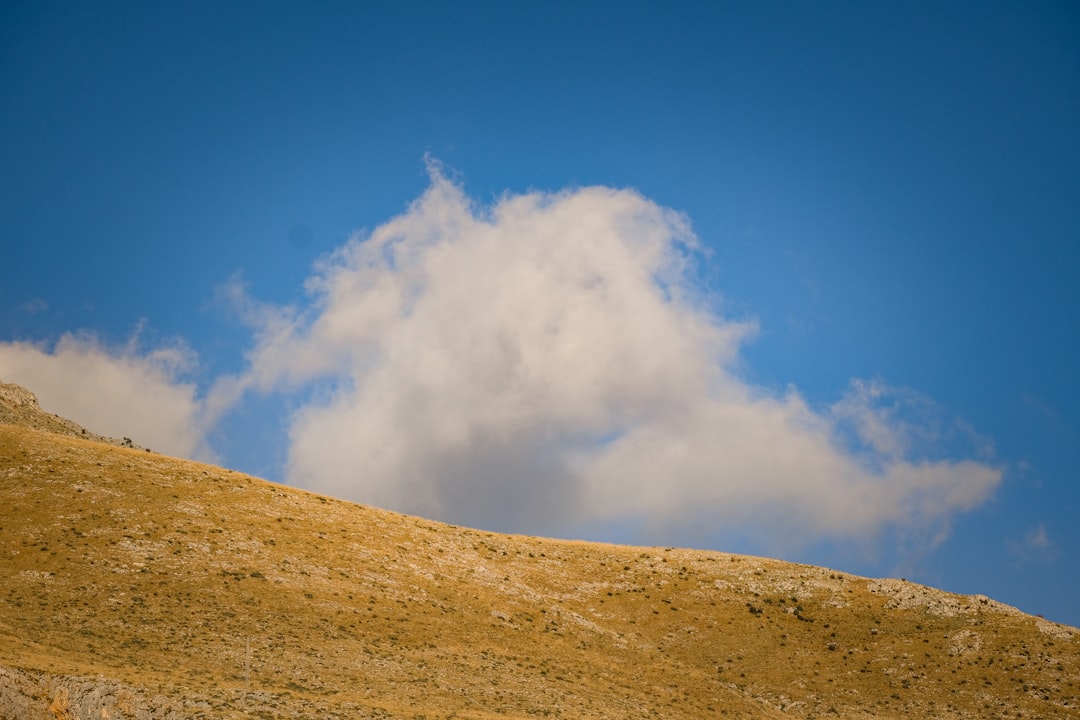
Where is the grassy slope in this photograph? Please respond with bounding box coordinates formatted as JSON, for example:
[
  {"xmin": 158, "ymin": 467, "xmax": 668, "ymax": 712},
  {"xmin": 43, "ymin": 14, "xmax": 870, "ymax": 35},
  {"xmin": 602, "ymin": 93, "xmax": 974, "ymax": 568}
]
[{"xmin": 1, "ymin": 422, "xmax": 1078, "ymax": 719}]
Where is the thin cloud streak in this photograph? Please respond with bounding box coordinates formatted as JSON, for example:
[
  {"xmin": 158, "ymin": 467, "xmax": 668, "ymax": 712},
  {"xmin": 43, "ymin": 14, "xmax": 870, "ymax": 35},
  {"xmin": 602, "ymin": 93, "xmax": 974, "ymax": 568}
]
[
  {"xmin": 233, "ymin": 167, "xmax": 1002, "ymax": 549},
  {"xmin": 1007, "ymin": 523, "xmax": 1057, "ymax": 564}
]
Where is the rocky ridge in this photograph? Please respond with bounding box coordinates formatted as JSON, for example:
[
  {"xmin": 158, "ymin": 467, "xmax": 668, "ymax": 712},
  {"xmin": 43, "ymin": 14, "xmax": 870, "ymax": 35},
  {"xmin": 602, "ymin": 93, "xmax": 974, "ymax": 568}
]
[
  {"xmin": 0, "ymin": 382, "xmax": 145, "ymax": 451},
  {"xmin": 1, "ymin": 383, "xmax": 1077, "ymax": 719}
]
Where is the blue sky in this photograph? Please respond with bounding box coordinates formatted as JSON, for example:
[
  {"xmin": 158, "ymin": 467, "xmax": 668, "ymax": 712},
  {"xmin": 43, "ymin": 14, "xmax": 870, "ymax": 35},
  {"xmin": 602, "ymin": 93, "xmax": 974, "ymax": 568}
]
[{"xmin": 2, "ymin": 2, "xmax": 1079, "ymax": 626}]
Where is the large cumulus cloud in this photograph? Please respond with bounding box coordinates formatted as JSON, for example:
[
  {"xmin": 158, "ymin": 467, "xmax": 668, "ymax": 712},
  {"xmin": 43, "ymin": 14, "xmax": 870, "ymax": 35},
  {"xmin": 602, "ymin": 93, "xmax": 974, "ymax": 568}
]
[{"xmin": 235, "ymin": 168, "xmax": 1001, "ymax": 546}]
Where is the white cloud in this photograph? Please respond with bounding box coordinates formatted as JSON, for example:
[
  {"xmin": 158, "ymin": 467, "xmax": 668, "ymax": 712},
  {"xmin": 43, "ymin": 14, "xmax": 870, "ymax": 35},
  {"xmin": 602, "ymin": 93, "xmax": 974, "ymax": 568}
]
[
  {"xmin": 233, "ymin": 166, "xmax": 1002, "ymax": 548},
  {"xmin": 0, "ymin": 329, "xmax": 217, "ymax": 461},
  {"xmin": 1007, "ymin": 523, "xmax": 1056, "ymax": 563}
]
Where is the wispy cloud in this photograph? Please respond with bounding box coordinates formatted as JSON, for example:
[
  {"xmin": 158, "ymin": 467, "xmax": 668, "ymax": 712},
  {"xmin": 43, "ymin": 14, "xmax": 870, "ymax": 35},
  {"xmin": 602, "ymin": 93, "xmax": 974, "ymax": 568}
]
[
  {"xmin": 18, "ymin": 298, "xmax": 49, "ymax": 315},
  {"xmin": 0, "ymin": 328, "xmax": 218, "ymax": 461},
  {"xmin": 1007, "ymin": 524, "xmax": 1056, "ymax": 564},
  {"xmin": 229, "ymin": 165, "xmax": 1002, "ymax": 549}
]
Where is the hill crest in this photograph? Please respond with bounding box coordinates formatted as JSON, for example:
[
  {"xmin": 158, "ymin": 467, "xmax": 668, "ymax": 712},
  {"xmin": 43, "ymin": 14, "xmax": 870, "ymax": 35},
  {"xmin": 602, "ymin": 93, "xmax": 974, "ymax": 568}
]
[
  {"xmin": 0, "ymin": 381, "xmax": 145, "ymax": 450},
  {"xmin": 0, "ymin": 383, "xmax": 1077, "ymax": 719}
]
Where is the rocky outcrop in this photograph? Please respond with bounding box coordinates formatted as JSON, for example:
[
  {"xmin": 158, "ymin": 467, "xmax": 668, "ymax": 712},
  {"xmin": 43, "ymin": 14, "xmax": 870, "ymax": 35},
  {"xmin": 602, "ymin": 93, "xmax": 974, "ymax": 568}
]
[
  {"xmin": 0, "ymin": 663, "xmax": 390, "ymax": 720},
  {"xmin": 0, "ymin": 382, "xmax": 145, "ymax": 450},
  {"xmin": 0, "ymin": 664, "xmax": 184, "ymax": 720},
  {"xmin": 0, "ymin": 382, "xmax": 38, "ymax": 409},
  {"xmin": 866, "ymin": 577, "xmax": 1026, "ymax": 617}
]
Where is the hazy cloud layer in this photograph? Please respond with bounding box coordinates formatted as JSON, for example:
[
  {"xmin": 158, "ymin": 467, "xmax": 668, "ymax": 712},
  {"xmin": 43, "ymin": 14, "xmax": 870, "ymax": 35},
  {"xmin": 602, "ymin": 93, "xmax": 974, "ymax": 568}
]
[
  {"xmin": 237, "ymin": 169, "xmax": 1002, "ymax": 547},
  {"xmin": 0, "ymin": 331, "xmax": 215, "ymax": 461}
]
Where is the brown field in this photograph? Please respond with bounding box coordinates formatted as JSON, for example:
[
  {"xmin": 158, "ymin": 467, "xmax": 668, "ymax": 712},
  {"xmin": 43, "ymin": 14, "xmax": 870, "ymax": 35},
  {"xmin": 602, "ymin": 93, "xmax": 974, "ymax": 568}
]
[{"xmin": 1, "ymin": 384, "xmax": 1077, "ymax": 719}]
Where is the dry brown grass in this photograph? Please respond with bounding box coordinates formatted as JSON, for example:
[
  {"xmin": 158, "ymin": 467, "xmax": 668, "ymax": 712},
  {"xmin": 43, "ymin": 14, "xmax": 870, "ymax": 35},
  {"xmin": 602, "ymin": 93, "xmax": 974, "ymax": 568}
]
[{"xmin": 1, "ymin": 419, "xmax": 1078, "ymax": 719}]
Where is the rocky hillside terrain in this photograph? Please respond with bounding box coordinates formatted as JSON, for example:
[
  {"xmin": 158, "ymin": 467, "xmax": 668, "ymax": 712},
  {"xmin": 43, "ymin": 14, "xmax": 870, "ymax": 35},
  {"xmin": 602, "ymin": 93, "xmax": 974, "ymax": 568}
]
[
  {"xmin": 1, "ymin": 382, "xmax": 1077, "ymax": 719},
  {"xmin": 0, "ymin": 383, "xmax": 144, "ymax": 450}
]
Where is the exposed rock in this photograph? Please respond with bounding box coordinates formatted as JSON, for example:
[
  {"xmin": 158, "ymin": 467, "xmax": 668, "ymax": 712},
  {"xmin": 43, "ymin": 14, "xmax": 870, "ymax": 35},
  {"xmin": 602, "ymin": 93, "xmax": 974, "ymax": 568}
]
[
  {"xmin": 0, "ymin": 381, "xmax": 146, "ymax": 451},
  {"xmin": 867, "ymin": 578, "xmax": 1024, "ymax": 618},
  {"xmin": 0, "ymin": 664, "xmax": 179, "ymax": 720},
  {"xmin": 0, "ymin": 382, "xmax": 38, "ymax": 409},
  {"xmin": 1037, "ymin": 618, "xmax": 1077, "ymax": 640}
]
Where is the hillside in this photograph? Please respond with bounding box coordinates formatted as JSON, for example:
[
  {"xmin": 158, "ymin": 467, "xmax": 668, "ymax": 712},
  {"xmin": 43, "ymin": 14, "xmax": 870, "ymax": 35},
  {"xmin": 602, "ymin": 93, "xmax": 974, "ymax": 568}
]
[
  {"xmin": 0, "ymin": 383, "xmax": 143, "ymax": 450},
  {"xmin": 1, "ymin": 385, "xmax": 1077, "ymax": 719}
]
